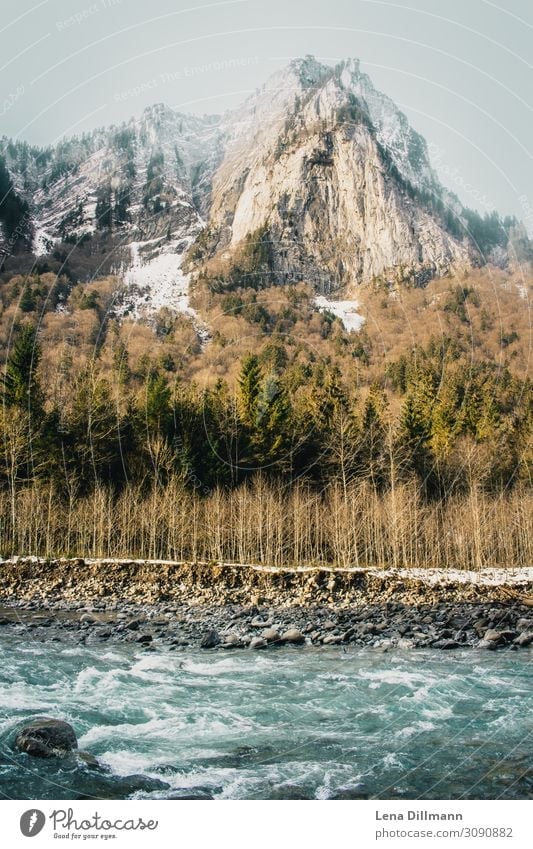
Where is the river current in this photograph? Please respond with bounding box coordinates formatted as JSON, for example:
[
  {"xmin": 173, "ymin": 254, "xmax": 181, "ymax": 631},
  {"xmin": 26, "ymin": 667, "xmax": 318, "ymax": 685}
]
[{"xmin": 0, "ymin": 638, "xmax": 531, "ymax": 800}]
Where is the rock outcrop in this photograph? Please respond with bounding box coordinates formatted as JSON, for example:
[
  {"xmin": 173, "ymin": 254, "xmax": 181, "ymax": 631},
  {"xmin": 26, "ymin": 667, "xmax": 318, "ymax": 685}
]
[
  {"xmin": 14, "ymin": 718, "xmax": 78, "ymax": 758},
  {"xmin": 206, "ymin": 57, "xmax": 474, "ymax": 291}
]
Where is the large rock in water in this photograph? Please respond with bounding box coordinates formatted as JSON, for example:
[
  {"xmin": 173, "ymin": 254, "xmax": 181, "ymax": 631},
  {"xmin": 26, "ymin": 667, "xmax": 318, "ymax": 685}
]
[{"xmin": 14, "ymin": 718, "xmax": 78, "ymax": 758}]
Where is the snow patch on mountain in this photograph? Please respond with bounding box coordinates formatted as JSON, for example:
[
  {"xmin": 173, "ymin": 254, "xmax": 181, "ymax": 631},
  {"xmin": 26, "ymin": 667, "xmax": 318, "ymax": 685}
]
[
  {"xmin": 122, "ymin": 239, "xmax": 191, "ymax": 314},
  {"xmin": 33, "ymin": 227, "xmax": 55, "ymax": 257},
  {"xmin": 120, "ymin": 238, "xmax": 210, "ymax": 342},
  {"xmin": 314, "ymin": 295, "xmax": 365, "ymax": 332}
]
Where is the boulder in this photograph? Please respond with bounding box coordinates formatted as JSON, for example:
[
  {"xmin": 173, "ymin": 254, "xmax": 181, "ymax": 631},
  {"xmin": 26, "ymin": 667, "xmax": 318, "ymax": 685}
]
[
  {"xmin": 513, "ymin": 631, "xmax": 533, "ymax": 647},
  {"xmin": 76, "ymin": 750, "xmax": 101, "ymax": 770},
  {"xmin": 85, "ymin": 773, "xmax": 170, "ymax": 799},
  {"xmin": 483, "ymin": 629, "xmax": 504, "ymax": 643},
  {"xmin": 262, "ymin": 628, "xmax": 281, "ymax": 643},
  {"xmin": 200, "ymin": 629, "xmax": 220, "ymax": 649},
  {"xmin": 432, "ymin": 639, "xmax": 460, "ymax": 650},
  {"xmin": 221, "ymin": 633, "xmax": 241, "ymax": 648},
  {"xmin": 124, "ymin": 618, "xmax": 144, "ymax": 631},
  {"xmin": 281, "ymin": 628, "xmax": 305, "ymax": 645},
  {"xmin": 79, "ymin": 613, "xmax": 99, "ymax": 624},
  {"xmin": 167, "ymin": 789, "xmax": 214, "ymax": 800},
  {"xmin": 323, "ymin": 634, "xmax": 342, "ymax": 645},
  {"xmin": 14, "ymin": 718, "xmax": 78, "ymax": 758},
  {"xmin": 473, "ymin": 618, "xmax": 490, "ymax": 636},
  {"xmin": 249, "ymin": 637, "xmax": 267, "ymax": 650},
  {"xmin": 478, "ymin": 639, "xmax": 498, "ymax": 650}
]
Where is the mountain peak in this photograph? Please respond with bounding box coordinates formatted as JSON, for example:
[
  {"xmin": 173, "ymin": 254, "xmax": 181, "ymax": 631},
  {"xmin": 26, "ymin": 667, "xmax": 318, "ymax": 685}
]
[
  {"xmin": 142, "ymin": 101, "xmax": 174, "ymax": 116},
  {"xmin": 286, "ymin": 54, "xmax": 329, "ymax": 86},
  {"xmin": 1, "ymin": 56, "xmax": 522, "ymax": 322},
  {"xmin": 334, "ymin": 57, "xmax": 361, "ymax": 81}
]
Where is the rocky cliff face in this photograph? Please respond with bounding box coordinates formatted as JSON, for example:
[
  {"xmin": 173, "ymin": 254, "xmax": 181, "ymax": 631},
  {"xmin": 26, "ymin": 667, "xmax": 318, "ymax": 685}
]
[
  {"xmin": 206, "ymin": 57, "xmax": 473, "ymax": 291},
  {"xmin": 1, "ymin": 56, "xmax": 518, "ymax": 315}
]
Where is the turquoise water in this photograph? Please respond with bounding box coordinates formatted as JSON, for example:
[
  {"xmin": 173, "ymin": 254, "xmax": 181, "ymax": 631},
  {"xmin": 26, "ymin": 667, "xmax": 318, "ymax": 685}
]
[{"xmin": 0, "ymin": 637, "xmax": 531, "ymax": 800}]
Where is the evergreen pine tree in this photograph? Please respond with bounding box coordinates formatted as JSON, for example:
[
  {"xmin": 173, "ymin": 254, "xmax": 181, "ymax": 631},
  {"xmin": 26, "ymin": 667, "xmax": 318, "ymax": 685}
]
[
  {"xmin": 69, "ymin": 370, "xmax": 122, "ymax": 486},
  {"xmin": 358, "ymin": 383, "xmax": 388, "ymax": 487},
  {"xmin": 397, "ymin": 372, "xmax": 438, "ymax": 492},
  {"xmin": 2, "ymin": 323, "xmax": 42, "ymax": 413},
  {"xmin": 144, "ymin": 371, "xmax": 171, "ymax": 435},
  {"xmin": 19, "ymin": 282, "xmax": 36, "ymax": 313},
  {"xmin": 254, "ymin": 371, "xmax": 290, "ymax": 468},
  {"xmin": 112, "ymin": 339, "xmax": 130, "ymax": 386},
  {"xmin": 237, "ymin": 355, "xmax": 262, "ymax": 428},
  {"xmin": 313, "ymin": 372, "xmax": 360, "ymax": 493},
  {"xmin": 430, "ymin": 383, "xmax": 458, "ymax": 463}
]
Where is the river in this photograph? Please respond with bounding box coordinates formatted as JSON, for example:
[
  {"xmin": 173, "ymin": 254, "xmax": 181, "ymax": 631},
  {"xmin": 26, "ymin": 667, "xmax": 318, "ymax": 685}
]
[{"xmin": 0, "ymin": 638, "xmax": 531, "ymax": 800}]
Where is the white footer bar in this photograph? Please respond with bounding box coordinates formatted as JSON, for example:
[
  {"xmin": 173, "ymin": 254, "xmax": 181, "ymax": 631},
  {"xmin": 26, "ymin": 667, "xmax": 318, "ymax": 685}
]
[{"xmin": 3, "ymin": 799, "xmax": 531, "ymax": 849}]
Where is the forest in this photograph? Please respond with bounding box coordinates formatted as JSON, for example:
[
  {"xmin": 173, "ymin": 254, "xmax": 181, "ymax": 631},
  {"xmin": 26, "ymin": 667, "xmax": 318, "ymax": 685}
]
[{"xmin": 0, "ymin": 267, "xmax": 531, "ymax": 567}]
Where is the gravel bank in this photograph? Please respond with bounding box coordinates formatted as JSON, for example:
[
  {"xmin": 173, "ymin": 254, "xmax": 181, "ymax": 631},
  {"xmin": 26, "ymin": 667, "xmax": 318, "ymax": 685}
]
[{"xmin": 1, "ymin": 557, "xmax": 532, "ymax": 651}]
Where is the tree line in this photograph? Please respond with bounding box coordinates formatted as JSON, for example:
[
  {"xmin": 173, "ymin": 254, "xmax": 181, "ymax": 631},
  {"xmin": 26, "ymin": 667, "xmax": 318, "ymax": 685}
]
[{"xmin": 1, "ymin": 321, "xmax": 530, "ymax": 501}]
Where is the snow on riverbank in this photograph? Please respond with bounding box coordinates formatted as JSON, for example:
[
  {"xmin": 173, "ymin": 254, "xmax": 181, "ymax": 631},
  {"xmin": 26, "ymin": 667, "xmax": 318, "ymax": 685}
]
[
  {"xmin": 370, "ymin": 567, "xmax": 533, "ymax": 586},
  {"xmin": 5, "ymin": 556, "xmax": 531, "ymax": 586}
]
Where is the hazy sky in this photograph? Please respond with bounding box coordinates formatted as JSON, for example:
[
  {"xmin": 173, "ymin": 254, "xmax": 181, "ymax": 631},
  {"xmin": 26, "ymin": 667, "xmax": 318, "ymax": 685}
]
[{"xmin": 1, "ymin": 0, "xmax": 532, "ymax": 228}]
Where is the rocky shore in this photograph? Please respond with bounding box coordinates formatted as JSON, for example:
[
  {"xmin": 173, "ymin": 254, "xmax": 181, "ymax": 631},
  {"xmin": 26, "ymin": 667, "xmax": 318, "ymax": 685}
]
[{"xmin": 0, "ymin": 557, "xmax": 532, "ymax": 652}]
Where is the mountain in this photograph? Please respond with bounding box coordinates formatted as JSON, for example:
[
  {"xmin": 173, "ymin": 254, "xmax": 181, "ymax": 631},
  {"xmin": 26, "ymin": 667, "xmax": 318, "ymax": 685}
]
[
  {"xmin": 202, "ymin": 56, "xmax": 474, "ymax": 293},
  {"xmin": 1, "ymin": 104, "xmax": 222, "ymax": 317},
  {"xmin": 0, "ymin": 56, "xmax": 525, "ymax": 325}
]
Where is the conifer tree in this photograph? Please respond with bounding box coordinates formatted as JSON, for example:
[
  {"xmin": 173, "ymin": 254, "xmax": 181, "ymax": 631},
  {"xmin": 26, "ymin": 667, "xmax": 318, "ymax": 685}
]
[
  {"xmin": 143, "ymin": 371, "xmax": 171, "ymax": 435},
  {"xmin": 237, "ymin": 355, "xmax": 262, "ymax": 429},
  {"xmin": 397, "ymin": 372, "xmax": 437, "ymax": 492},
  {"xmin": 315, "ymin": 374, "xmax": 359, "ymax": 494},
  {"xmin": 112, "ymin": 339, "xmax": 130, "ymax": 386},
  {"xmin": 254, "ymin": 371, "xmax": 290, "ymax": 469},
  {"xmin": 69, "ymin": 370, "xmax": 122, "ymax": 486},
  {"xmin": 430, "ymin": 379, "xmax": 460, "ymax": 462},
  {"xmin": 19, "ymin": 282, "xmax": 36, "ymax": 313},
  {"xmin": 2, "ymin": 323, "xmax": 43, "ymax": 414},
  {"xmin": 358, "ymin": 383, "xmax": 388, "ymax": 489},
  {"xmin": 197, "ymin": 381, "xmax": 235, "ymax": 487}
]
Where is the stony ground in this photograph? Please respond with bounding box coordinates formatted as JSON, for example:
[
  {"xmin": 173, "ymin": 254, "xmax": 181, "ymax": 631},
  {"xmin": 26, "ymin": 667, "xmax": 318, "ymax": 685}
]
[{"xmin": 0, "ymin": 557, "xmax": 532, "ymax": 651}]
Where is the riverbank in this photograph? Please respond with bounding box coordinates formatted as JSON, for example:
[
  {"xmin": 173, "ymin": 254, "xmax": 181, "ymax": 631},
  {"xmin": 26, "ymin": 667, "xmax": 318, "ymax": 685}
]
[{"xmin": 1, "ymin": 558, "xmax": 532, "ymax": 651}]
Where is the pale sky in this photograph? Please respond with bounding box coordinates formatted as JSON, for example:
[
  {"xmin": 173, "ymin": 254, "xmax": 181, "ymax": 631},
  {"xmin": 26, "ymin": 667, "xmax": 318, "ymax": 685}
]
[{"xmin": 1, "ymin": 0, "xmax": 532, "ymax": 228}]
